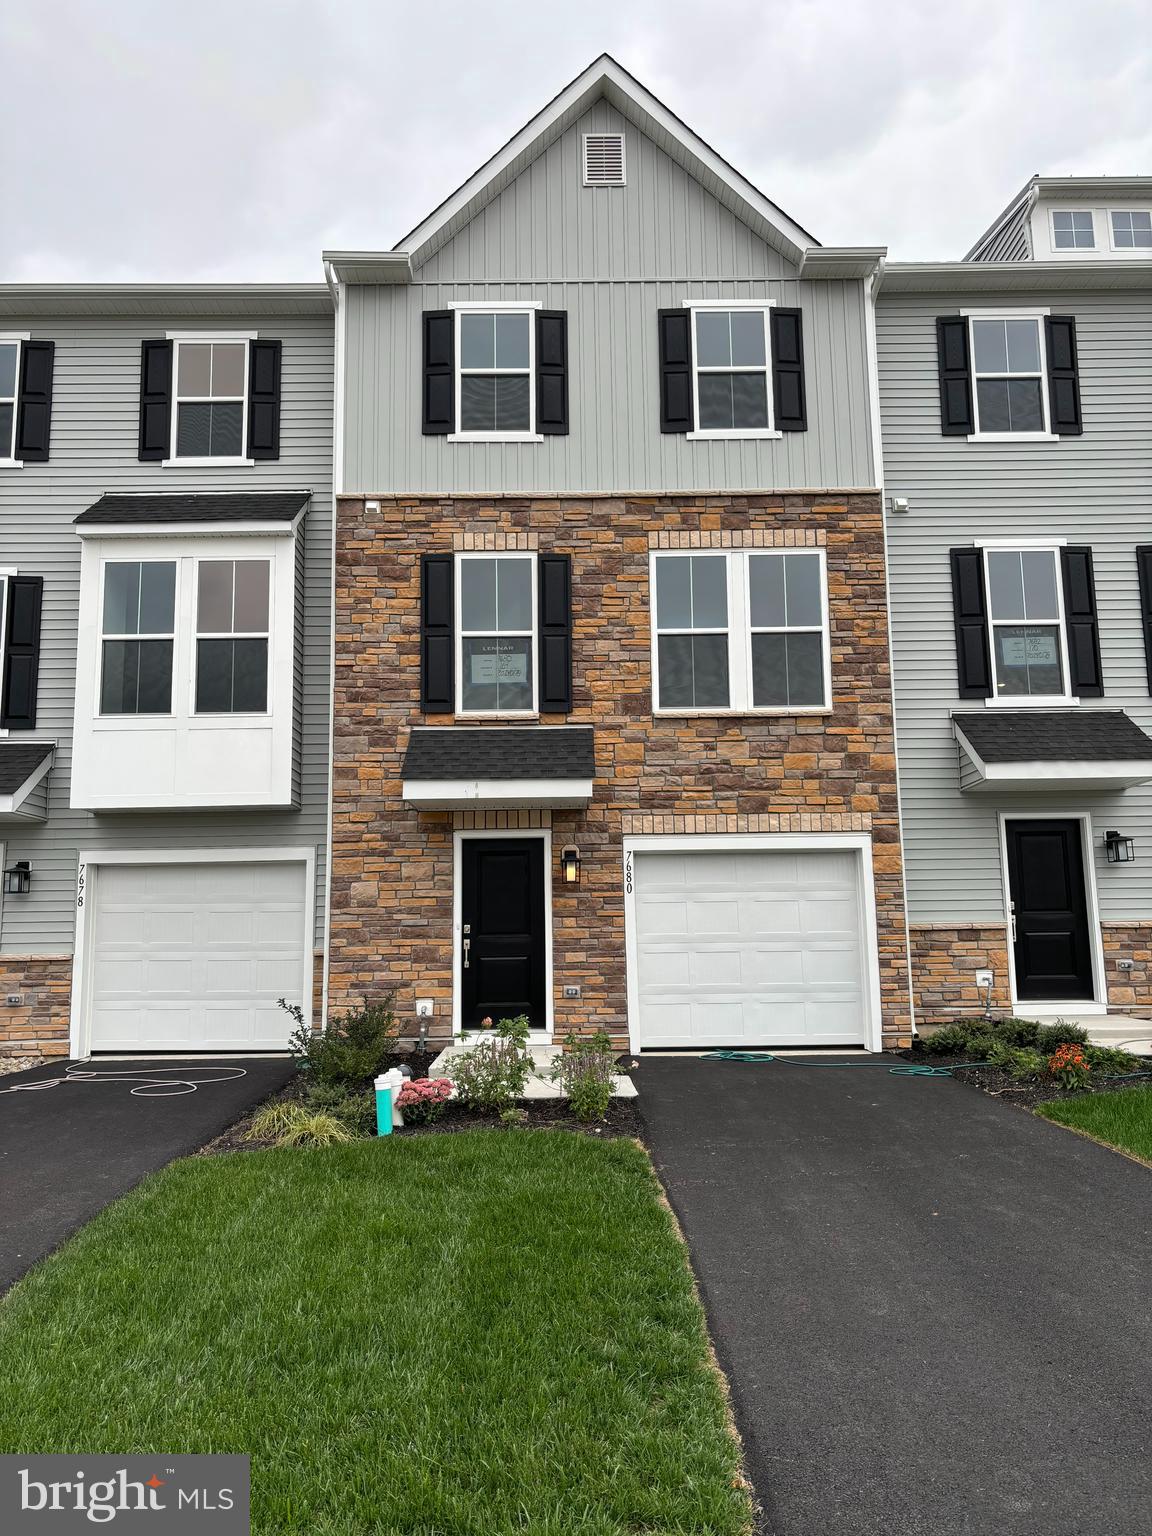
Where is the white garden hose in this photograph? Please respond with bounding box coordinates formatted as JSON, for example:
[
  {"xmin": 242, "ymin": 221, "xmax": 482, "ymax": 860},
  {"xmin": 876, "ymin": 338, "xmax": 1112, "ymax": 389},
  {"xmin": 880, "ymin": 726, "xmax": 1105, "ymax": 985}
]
[{"xmin": 0, "ymin": 1065, "xmax": 250, "ymax": 1098}]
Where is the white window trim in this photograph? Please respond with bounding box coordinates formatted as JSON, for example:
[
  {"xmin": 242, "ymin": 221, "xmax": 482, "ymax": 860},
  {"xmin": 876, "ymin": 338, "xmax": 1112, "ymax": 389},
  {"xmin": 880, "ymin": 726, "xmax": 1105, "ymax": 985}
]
[
  {"xmin": 961, "ymin": 309, "xmax": 1056, "ymax": 442},
  {"xmin": 650, "ymin": 548, "xmax": 832, "ymax": 717},
  {"xmin": 979, "ymin": 541, "xmax": 1077, "ymax": 708},
  {"xmin": 162, "ymin": 332, "xmax": 256, "ymax": 468},
  {"xmin": 192, "ymin": 558, "xmax": 273, "ymax": 719},
  {"xmin": 446, "ymin": 303, "xmax": 542, "ymax": 443},
  {"xmin": 454, "ymin": 551, "xmax": 539, "ymax": 719},
  {"xmin": 97, "ymin": 558, "xmax": 178, "ymax": 719},
  {"xmin": 1108, "ymin": 208, "xmax": 1152, "ymax": 253},
  {"xmin": 681, "ymin": 300, "xmax": 782, "ymax": 441},
  {"xmin": 1048, "ymin": 208, "xmax": 1096, "ymax": 252},
  {"xmin": 0, "ymin": 333, "xmax": 29, "ymax": 467}
]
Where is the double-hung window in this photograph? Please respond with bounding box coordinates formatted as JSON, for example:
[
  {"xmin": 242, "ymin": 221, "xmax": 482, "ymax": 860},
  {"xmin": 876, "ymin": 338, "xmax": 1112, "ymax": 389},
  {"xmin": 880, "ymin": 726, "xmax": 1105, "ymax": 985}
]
[
  {"xmin": 983, "ymin": 545, "xmax": 1070, "ymax": 701},
  {"xmin": 652, "ymin": 550, "xmax": 830, "ymax": 713},
  {"xmin": 0, "ymin": 338, "xmax": 20, "ymax": 462},
  {"xmin": 690, "ymin": 305, "xmax": 774, "ymax": 437},
  {"xmin": 969, "ymin": 315, "xmax": 1048, "ymax": 436},
  {"xmin": 100, "ymin": 561, "xmax": 176, "ymax": 715},
  {"xmin": 1050, "ymin": 210, "xmax": 1095, "ymax": 249},
  {"xmin": 457, "ymin": 554, "xmax": 536, "ymax": 714},
  {"xmin": 455, "ymin": 306, "xmax": 536, "ymax": 439},
  {"xmin": 1110, "ymin": 210, "xmax": 1152, "ymax": 249},
  {"xmin": 172, "ymin": 338, "xmax": 249, "ymax": 460},
  {"xmin": 195, "ymin": 559, "xmax": 270, "ymax": 713}
]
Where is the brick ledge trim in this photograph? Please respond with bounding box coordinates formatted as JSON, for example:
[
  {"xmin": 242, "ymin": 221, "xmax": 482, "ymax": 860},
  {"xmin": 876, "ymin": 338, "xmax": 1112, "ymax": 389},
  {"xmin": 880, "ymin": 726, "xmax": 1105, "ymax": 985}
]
[{"xmin": 620, "ymin": 811, "xmax": 872, "ymax": 835}]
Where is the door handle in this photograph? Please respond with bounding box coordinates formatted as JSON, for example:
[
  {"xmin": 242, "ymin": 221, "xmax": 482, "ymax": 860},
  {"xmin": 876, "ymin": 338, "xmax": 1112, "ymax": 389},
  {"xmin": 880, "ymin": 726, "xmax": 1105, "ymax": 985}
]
[
  {"xmin": 1009, "ymin": 902, "xmax": 1017, "ymax": 943},
  {"xmin": 463, "ymin": 937, "xmax": 471, "ymax": 970}
]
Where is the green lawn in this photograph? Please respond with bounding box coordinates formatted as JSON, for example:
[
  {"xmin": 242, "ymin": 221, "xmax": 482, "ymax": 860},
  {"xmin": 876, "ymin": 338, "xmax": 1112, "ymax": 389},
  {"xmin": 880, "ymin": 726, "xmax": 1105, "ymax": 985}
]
[
  {"xmin": 0, "ymin": 1132, "xmax": 750, "ymax": 1536},
  {"xmin": 1037, "ymin": 1085, "xmax": 1152, "ymax": 1163}
]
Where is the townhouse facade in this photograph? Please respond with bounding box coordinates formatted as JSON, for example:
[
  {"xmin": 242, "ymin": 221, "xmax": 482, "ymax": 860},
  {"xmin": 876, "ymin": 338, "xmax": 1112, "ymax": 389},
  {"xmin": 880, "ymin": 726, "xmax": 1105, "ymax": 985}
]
[
  {"xmin": 325, "ymin": 57, "xmax": 914, "ymax": 1054},
  {"xmin": 0, "ymin": 285, "xmax": 334, "ymax": 1066},
  {"xmin": 877, "ymin": 177, "xmax": 1152, "ymax": 1026}
]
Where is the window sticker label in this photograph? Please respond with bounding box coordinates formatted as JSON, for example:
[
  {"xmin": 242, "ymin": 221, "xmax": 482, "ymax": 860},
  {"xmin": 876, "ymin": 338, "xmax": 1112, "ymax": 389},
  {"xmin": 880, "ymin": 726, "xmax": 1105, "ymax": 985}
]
[
  {"xmin": 470, "ymin": 653, "xmax": 528, "ymax": 684},
  {"xmin": 1001, "ymin": 634, "xmax": 1058, "ymax": 666}
]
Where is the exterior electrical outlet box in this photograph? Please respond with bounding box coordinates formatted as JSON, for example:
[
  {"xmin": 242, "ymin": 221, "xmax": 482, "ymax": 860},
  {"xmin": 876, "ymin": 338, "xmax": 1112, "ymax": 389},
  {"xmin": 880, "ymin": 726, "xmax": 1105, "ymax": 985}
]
[
  {"xmin": 563, "ymin": 985, "xmax": 581, "ymax": 999},
  {"xmin": 415, "ymin": 998, "xmax": 434, "ymax": 1017},
  {"xmin": 6, "ymin": 994, "xmax": 23, "ymax": 1006},
  {"xmin": 1118, "ymin": 959, "xmax": 1135, "ymax": 971}
]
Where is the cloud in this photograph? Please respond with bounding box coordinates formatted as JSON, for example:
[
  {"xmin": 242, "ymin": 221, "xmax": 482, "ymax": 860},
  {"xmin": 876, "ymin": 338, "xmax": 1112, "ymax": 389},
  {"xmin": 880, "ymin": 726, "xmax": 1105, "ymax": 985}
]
[{"xmin": 1, "ymin": 0, "xmax": 1149, "ymax": 280}]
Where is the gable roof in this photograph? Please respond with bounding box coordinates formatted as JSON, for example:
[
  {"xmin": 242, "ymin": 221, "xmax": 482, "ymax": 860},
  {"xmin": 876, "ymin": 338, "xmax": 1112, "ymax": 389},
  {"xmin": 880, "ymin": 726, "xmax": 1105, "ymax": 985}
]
[
  {"xmin": 389, "ymin": 54, "xmax": 819, "ymax": 269},
  {"xmin": 966, "ymin": 175, "xmax": 1152, "ymax": 262}
]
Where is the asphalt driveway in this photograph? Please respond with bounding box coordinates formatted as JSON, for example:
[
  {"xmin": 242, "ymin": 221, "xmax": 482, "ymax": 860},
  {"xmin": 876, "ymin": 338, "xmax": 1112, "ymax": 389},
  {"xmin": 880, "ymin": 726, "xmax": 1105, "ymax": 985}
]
[
  {"xmin": 635, "ymin": 1054, "xmax": 1152, "ymax": 1536},
  {"xmin": 0, "ymin": 1056, "xmax": 295, "ymax": 1292}
]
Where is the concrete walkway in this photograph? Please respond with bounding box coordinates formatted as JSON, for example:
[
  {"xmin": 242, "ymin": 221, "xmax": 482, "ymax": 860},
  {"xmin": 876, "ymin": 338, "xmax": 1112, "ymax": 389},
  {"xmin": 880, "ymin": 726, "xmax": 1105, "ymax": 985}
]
[{"xmin": 635, "ymin": 1054, "xmax": 1152, "ymax": 1536}]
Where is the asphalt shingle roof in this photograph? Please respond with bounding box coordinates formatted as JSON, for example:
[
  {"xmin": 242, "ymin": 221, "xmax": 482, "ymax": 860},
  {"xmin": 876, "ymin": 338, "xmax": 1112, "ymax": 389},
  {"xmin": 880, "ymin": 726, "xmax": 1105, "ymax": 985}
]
[
  {"xmin": 0, "ymin": 743, "xmax": 54, "ymax": 794},
  {"xmin": 74, "ymin": 492, "xmax": 310, "ymax": 526},
  {"xmin": 953, "ymin": 710, "xmax": 1152, "ymax": 763},
  {"xmin": 401, "ymin": 728, "xmax": 595, "ymax": 781}
]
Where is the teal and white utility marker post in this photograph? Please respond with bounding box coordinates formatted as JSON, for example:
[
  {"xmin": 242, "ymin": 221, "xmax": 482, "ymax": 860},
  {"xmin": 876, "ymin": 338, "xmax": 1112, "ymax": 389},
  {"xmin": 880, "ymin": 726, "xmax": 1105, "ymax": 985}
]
[{"xmin": 374, "ymin": 1069, "xmax": 406, "ymax": 1135}]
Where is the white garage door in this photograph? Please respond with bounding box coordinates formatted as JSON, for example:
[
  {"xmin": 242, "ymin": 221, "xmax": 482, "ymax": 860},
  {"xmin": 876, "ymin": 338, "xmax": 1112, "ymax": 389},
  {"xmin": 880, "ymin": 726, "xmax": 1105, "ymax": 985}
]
[
  {"xmin": 632, "ymin": 848, "xmax": 868, "ymax": 1048},
  {"xmin": 88, "ymin": 861, "xmax": 308, "ymax": 1052}
]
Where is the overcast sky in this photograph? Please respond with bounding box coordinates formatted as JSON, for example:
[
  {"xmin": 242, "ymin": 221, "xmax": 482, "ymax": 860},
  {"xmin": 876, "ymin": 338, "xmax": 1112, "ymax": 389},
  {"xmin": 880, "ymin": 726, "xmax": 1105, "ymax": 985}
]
[{"xmin": 2, "ymin": 0, "xmax": 1150, "ymax": 282}]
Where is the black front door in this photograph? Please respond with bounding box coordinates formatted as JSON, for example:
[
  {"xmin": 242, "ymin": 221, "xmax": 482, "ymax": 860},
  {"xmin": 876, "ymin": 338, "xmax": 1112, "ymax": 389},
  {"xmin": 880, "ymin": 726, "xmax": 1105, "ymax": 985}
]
[
  {"xmin": 460, "ymin": 838, "xmax": 547, "ymax": 1031},
  {"xmin": 1005, "ymin": 819, "xmax": 1094, "ymax": 1001}
]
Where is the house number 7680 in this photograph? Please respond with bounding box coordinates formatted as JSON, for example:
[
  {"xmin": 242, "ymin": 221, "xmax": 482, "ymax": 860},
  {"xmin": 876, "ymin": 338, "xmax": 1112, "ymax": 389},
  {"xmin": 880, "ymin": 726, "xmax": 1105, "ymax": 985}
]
[{"xmin": 624, "ymin": 852, "xmax": 633, "ymax": 895}]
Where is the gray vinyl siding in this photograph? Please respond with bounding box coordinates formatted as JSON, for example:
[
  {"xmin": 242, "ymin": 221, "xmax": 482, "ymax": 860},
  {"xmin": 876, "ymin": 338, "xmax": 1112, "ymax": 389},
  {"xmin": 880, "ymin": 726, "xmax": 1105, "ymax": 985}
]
[
  {"xmin": 970, "ymin": 214, "xmax": 1031, "ymax": 262},
  {"xmin": 878, "ymin": 286, "xmax": 1152, "ymax": 926},
  {"xmin": 342, "ymin": 102, "xmax": 877, "ymax": 494},
  {"xmin": 0, "ymin": 310, "xmax": 333, "ymax": 956}
]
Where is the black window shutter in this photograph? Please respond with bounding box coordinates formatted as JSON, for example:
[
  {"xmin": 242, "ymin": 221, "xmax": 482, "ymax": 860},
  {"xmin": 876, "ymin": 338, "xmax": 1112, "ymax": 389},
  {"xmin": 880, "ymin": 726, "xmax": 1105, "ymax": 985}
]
[
  {"xmin": 658, "ymin": 309, "xmax": 693, "ymax": 432},
  {"xmin": 937, "ymin": 317, "xmax": 974, "ymax": 436},
  {"xmin": 421, "ymin": 554, "xmax": 454, "ymax": 711},
  {"xmin": 1045, "ymin": 316, "xmax": 1083, "ymax": 436},
  {"xmin": 248, "ymin": 339, "xmax": 282, "ymax": 460},
  {"xmin": 1, "ymin": 575, "xmax": 44, "ymax": 729},
  {"xmin": 1137, "ymin": 547, "xmax": 1152, "ymax": 694},
  {"xmin": 535, "ymin": 311, "xmax": 569, "ymax": 435},
  {"xmin": 138, "ymin": 340, "xmax": 173, "ymax": 461},
  {"xmin": 770, "ymin": 308, "xmax": 807, "ymax": 431},
  {"xmin": 950, "ymin": 549, "xmax": 991, "ymax": 698},
  {"xmin": 538, "ymin": 554, "xmax": 572, "ymax": 713},
  {"xmin": 422, "ymin": 311, "xmax": 454, "ymax": 435},
  {"xmin": 14, "ymin": 340, "xmax": 54, "ymax": 462},
  {"xmin": 1061, "ymin": 546, "xmax": 1103, "ymax": 697}
]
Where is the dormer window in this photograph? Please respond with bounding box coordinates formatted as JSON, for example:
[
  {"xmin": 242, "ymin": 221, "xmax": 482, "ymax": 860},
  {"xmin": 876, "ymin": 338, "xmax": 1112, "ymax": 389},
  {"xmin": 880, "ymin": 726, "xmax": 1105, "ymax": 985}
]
[
  {"xmin": 1110, "ymin": 210, "xmax": 1152, "ymax": 249},
  {"xmin": 1051, "ymin": 210, "xmax": 1094, "ymax": 250}
]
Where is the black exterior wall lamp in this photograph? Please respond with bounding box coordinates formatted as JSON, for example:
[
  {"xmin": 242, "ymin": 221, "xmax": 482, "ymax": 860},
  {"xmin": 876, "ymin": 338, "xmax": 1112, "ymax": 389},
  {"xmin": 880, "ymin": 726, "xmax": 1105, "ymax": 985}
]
[
  {"xmin": 560, "ymin": 845, "xmax": 581, "ymax": 885},
  {"xmin": 1105, "ymin": 830, "xmax": 1135, "ymax": 864},
  {"xmin": 3, "ymin": 861, "xmax": 32, "ymax": 895}
]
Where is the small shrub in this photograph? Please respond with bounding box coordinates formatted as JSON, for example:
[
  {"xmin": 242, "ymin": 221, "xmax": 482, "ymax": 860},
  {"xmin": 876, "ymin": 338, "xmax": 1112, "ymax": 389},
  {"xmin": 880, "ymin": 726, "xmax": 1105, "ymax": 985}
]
[
  {"xmin": 918, "ymin": 1024, "xmax": 975, "ymax": 1056},
  {"xmin": 450, "ymin": 1015, "xmax": 533, "ymax": 1112},
  {"xmin": 1084, "ymin": 1045, "xmax": 1147, "ymax": 1076},
  {"xmin": 500, "ymin": 1106, "xmax": 528, "ymax": 1127},
  {"xmin": 244, "ymin": 1101, "xmax": 307, "ymax": 1143},
  {"xmin": 280, "ymin": 996, "xmax": 399, "ymax": 1088},
  {"xmin": 397, "ymin": 1077, "xmax": 454, "ymax": 1125},
  {"xmin": 245, "ymin": 1102, "xmax": 354, "ymax": 1147},
  {"xmin": 550, "ymin": 1030, "xmax": 617, "ymax": 1122},
  {"xmin": 275, "ymin": 1111, "xmax": 354, "ymax": 1147},
  {"xmin": 1035, "ymin": 1020, "xmax": 1089, "ymax": 1052},
  {"xmin": 1000, "ymin": 1046, "xmax": 1048, "ymax": 1082},
  {"xmin": 992, "ymin": 1017, "xmax": 1042, "ymax": 1048},
  {"xmin": 1048, "ymin": 1042, "xmax": 1091, "ymax": 1090}
]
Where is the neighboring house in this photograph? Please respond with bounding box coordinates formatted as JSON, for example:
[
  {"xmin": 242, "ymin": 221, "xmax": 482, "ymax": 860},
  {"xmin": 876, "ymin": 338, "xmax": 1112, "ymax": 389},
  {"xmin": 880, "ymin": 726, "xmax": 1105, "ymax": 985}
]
[
  {"xmin": 877, "ymin": 176, "xmax": 1152, "ymax": 1025},
  {"xmin": 0, "ymin": 285, "xmax": 333, "ymax": 1065},
  {"xmin": 325, "ymin": 56, "xmax": 914, "ymax": 1054}
]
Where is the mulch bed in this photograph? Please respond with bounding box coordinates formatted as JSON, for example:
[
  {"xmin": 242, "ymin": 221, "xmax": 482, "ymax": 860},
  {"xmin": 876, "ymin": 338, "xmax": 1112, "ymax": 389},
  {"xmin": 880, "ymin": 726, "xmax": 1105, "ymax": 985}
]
[
  {"xmin": 910, "ymin": 1053, "xmax": 1152, "ymax": 1112},
  {"xmin": 201, "ymin": 1051, "xmax": 644, "ymax": 1154}
]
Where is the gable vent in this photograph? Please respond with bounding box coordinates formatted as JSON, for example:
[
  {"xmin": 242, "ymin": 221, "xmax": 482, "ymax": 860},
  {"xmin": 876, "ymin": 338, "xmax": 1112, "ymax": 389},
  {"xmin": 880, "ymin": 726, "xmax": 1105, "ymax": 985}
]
[{"xmin": 582, "ymin": 133, "xmax": 626, "ymax": 187}]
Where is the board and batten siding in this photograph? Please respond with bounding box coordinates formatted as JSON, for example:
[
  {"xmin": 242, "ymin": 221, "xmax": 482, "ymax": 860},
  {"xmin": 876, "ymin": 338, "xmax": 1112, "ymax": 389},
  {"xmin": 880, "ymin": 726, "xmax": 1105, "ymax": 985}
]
[
  {"xmin": 0, "ymin": 310, "xmax": 334, "ymax": 958},
  {"xmin": 877, "ymin": 286, "xmax": 1152, "ymax": 925},
  {"xmin": 342, "ymin": 100, "xmax": 877, "ymax": 494}
]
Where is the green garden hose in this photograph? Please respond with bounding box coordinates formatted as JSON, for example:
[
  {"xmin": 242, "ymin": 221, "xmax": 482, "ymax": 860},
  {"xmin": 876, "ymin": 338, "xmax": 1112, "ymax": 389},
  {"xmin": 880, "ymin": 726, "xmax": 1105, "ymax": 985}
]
[{"xmin": 700, "ymin": 1050, "xmax": 1152, "ymax": 1082}]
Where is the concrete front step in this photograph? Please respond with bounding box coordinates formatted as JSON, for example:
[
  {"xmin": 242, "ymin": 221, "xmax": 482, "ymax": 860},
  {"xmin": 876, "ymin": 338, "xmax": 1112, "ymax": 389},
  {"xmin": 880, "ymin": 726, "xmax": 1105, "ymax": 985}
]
[{"xmin": 1012, "ymin": 1011, "xmax": 1152, "ymax": 1056}]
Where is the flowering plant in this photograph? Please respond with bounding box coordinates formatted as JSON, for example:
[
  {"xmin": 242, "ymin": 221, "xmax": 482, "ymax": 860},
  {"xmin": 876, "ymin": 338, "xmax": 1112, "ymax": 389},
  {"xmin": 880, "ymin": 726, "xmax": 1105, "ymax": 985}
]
[
  {"xmin": 397, "ymin": 1076, "xmax": 454, "ymax": 1124},
  {"xmin": 1048, "ymin": 1042, "xmax": 1091, "ymax": 1090}
]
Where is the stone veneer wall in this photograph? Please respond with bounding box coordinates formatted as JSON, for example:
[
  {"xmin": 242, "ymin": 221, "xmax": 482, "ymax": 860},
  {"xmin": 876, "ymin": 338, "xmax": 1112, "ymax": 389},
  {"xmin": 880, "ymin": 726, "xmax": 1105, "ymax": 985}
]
[
  {"xmin": 0, "ymin": 957, "xmax": 72, "ymax": 1070},
  {"xmin": 1101, "ymin": 923, "xmax": 1152, "ymax": 1013},
  {"xmin": 908, "ymin": 924, "xmax": 1012, "ymax": 1026},
  {"xmin": 329, "ymin": 493, "xmax": 913, "ymax": 1049}
]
